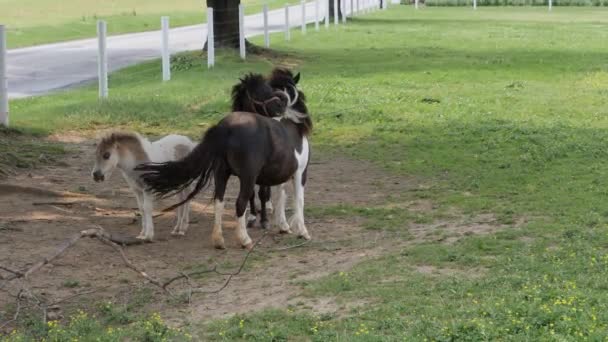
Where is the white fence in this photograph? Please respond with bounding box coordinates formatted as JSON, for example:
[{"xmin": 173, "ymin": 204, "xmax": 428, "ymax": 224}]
[{"xmin": 0, "ymin": 0, "xmax": 385, "ymax": 127}]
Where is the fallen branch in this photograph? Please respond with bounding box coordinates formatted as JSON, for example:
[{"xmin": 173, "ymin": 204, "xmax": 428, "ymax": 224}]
[
  {"xmin": 0, "ymin": 227, "xmax": 270, "ymax": 329},
  {"xmin": 273, "ymin": 240, "xmax": 310, "ymax": 251},
  {"xmin": 32, "ymin": 201, "xmax": 78, "ymax": 206},
  {"xmin": 191, "ymin": 231, "xmax": 268, "ymax": 295},
  {"xmin": 0, "ymin": 266, "xmax": 22, "ymax": 278},
  {"xmin": 0, "ymin": 290, "xmax": 22, "ymax": 331},
  {"xmin": 22, "ymin": 232, "xmax": 83, "ymax": 279},
  {"xmin": 80, "ymin": 229, "xmax": 169, "ymax": 295}
]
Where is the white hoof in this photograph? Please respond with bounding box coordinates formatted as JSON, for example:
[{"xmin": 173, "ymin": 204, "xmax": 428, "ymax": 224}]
[
  {"xmin": 299, "ymin": 231, "xmax": 311, "ymax": 240},
  {"xmin": 278, "ymin": 222, "xmax": 292, "ymax": 234},
  {"xmin": 136, "ymin": 234, "xmax": 153, "ymax": 241}
]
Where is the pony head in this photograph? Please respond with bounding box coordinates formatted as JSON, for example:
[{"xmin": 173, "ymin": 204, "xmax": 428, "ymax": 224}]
[
  {"xmin": 92, "ymin": 132, "xmax": 143, "ymax": 182},
  {"xmin": 231, "ymin": 73, "xmax": 287, "ymax": 117}
]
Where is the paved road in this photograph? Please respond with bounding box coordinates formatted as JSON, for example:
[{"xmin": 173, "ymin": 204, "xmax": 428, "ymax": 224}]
[{"xmin": 6, "ymin": 2, "xmax": 340, "ymax": 98}]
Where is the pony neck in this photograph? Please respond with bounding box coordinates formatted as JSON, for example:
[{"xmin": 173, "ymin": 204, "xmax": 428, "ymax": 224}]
[{"xmin": 117, "ymin": 134, "xmax": 152, "ymax": 171}]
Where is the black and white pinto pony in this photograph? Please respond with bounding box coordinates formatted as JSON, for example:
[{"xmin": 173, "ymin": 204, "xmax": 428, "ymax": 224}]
[
  {"xmin": 136, "ymin": 68, "xmax": 312, "ymax": 249},
  {"xmin": 230, "ymin": 68, "xmax": 304, "ymax": 230}
]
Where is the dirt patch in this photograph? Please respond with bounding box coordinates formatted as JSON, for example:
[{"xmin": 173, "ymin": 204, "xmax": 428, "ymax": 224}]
[
  {"xmin": 413, "ymin": 265, "xmax": 487, "ymax": 278},
  {"xmin": 409, "ymin": 213, "xmax": 525, "ymax": 244},
  {"xmin": 0, "ymin": 137, "xmax": 514, "ymax": 329}
]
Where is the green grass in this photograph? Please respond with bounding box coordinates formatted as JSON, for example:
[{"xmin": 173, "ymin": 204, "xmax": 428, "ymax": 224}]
[
  {"xmin": 0, "ymin": 127, "xmax": 66, "ymax": 178},
  {"xmin": 1, "ymin": 0, "xmax": 290, "ymax": 48},
  {"xmin": 5, "ymin": 6, "xmax": 608, "ymax": 340}
]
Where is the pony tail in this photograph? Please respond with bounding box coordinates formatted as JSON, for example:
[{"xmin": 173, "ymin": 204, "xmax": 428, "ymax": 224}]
[{"xmin": 135, "ymin": 126, "xmax": 227, "ymax": 210}]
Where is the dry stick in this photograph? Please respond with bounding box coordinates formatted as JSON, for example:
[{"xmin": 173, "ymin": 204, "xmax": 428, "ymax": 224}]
[
  {"xmin": 0, "ymin": 266, "xmax": 22, "ymax": 278},
  {"xmin": 164, "ymin": 231, "xmax": 269, "ymax": 295},
  {"xmin": 274, "ymin": 240, "xmax": 310, "ymax": 251},
  {"xmin": 0, "ymin": 290, "xmax": 22, "ymax": 331},
  {"xmin": 49, "ymin": 287, "xmax": 107, "ymax": 307},
  {"xmin": 80, "ymin": 229, "xmax": 170, "ymax": 295},
  {"xmin": 190, "ymin": 231, "xmax": 269, "ymax": 295},
  {"xmin": 32, "ymin": 201, "xmax": 78, "ymax": 206},
  {"xmin": 21, "ymin": 232, "xmax": 83, "ymax": 280}
]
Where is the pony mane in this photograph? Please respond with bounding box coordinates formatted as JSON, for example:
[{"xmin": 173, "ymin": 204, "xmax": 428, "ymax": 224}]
[
  {"xmin": 268, "ymin": 68, "xmax": 312, "ymax": 136},
  {"xmin": 231, "ymin": 73, "xmax": 287, "ymax": 117},
  {"xmin": 97, "ymin": 131, "xmax": 143, "ymax": 149}
]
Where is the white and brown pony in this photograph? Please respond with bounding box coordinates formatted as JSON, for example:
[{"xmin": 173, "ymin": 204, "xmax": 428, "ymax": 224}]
[
  {"xmin": 91, "ymin": 132, "xmax": 196, "ymax": 241},
  {"xmin": 136, "ymin": 69, "xmax": 312, "ymax": 249}
]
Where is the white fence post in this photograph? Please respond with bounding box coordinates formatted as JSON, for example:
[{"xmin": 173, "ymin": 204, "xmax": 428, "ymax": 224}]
[
  {"xmin": 0, "ymin": 25, "xmax": 8, "ymax": 127},
  {"xmin": 161, "ymin": 16, "xmax": 170, "ymax": 82},
  {"xmin": 239, "ymin": 4, "xmax": 246, "ymax": 59},
  {"xmin": 473, "ymin": 0, "xmax": 477, "ymax": 9},
  {"xmin": 334, "ymin": 0, "xmax": 339, "ymax": 25},
  {"xmin": 285, "ymin": 4, "xmax": 291, "ymax": 41},
  {"xmin": 315, "ymin": 0, "xmax": 320, "ymax": 31},
  {"xmin": 356, "ymin": 0, "xmax": 360, "ymax": 14},
  {"xmin": 342, "ymin": 0, "xmax": 347, "ymax": 23},
  {"xmin": 207, "ymin": 8, "xmax": 214, "ymax": 68},
  {"xmin": 351, "ymin": 0, "xmax": 354, "ymax": 16},
  {"xmin": 415, "ymin": 0, "xmax": 419, "ymax": 9},
  {"xmin": 97, "ymin": 20, "xmax": 108, "ymax": 99},
  {"xmin": 325, "ymin": 0, "xmax": 330, "ymax": 28},
  {"xmin": 548, "ymin": 0, "xmax": 552, "ymax": 10},
  {"xmin": 263, "ymin": 4, "xmax": 270, "ymax": 47},
  {"xmin": 301, "ymin": 0, "xmax": 306, "ymax": 34}
]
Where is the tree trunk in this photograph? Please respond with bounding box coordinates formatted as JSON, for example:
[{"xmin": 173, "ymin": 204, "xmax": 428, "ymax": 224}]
[
  {"xmin": 329, "ymin": 0, "xmax": 344, "ymax": 20},
  {"xmin": 204, "ymin": 0, "xmax": 241, "ymax": 49}
]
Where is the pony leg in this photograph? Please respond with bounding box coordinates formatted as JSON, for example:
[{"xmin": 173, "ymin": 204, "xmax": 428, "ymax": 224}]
[
  {"xmin": 212, "ymin": 171, "xmax": 230, "ymax": 249},
  {"xmin": 266, "ymin": 187, "xmax": 273, "ymax": 213},
  {"xmin": 258, "ymin": 186, "xmax": 270, "ymax": 229},
  {"xmin": 247, "ymin": 193, "xmax": 257, "ymax": 228},
  {"xmin": 172, "ymin": 191, "xmax": 188, "ymax": 236},
  {"xmin": 133, "ymin": 190, "xmax": 146, "ymax": 238},
  {"xmin": 137, "ymin": 192, "xmax": 155, "ymax": 241},
  {"xmin": 235, "ymin": 177, "xmax": 255, "ymax": 249},
  {"xmin": 289, "ymin": 172, "xmax": 311, "ymax": 240},
  {"xmin": 273, "ymin": 184, "xmax": 291, "ymax": 234},
  {"xmin": 180, "ymin": 198, "xmax": 190, "ymax": 235}
]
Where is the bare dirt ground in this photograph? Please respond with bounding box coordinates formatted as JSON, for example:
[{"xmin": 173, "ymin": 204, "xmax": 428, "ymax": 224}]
[{"xmin": 0, "ymin": 137, "xmax": 515, "ymax": 331}]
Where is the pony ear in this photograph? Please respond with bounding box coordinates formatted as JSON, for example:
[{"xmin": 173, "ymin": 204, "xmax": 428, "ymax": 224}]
[{"xmin": 293, "ymin": 72, "xmax": 301, "ymax": 84}]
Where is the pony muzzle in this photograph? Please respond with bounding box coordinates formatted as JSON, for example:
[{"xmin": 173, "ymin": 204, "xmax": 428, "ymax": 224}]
[{"xmin": 92, "ymin": 170, "xmax": 105, "ymax": 182}]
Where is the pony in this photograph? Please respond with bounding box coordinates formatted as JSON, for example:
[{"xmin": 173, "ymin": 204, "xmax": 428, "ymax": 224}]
[
  {"xmin": 136, "ymin": 69, "xmax": 312, "ymax": 249},
  {"xmin": 229, "ymin": 71, "xmax": 299, "ymax": 229},
  {"xmin": 229, "ymin": 69, "xmax": 305, "ymax": 230},
  {"xmin": 91, "ymin": 131, "xmax": 196, "ymax": 241}
]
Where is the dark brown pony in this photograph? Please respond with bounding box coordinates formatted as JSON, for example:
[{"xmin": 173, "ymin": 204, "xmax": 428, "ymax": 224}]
[
  {"xmin": 230, "ymin": 69, "xmax": 305, "ymax": 230},
  {"xmin": 136, "ymin": 69, "xmax": 312, "ymax": 249}
]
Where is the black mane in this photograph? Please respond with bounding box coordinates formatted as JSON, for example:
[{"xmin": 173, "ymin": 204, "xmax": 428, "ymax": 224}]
[
  {"xmin": 268, "ymin": 68, "xmax": 312, "ymax": 136},
  {"xmin": 231, "ymin": 73, "xmax": 287, "ymax": 117},
  {"xmin": 230, "ymin": 68, "xmax": 312, "ymax": 136}
]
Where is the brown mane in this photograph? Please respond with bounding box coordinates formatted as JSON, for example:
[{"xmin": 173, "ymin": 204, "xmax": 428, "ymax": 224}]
[{"xmin": 97, "ymin": 131, "xmax": 148, "ymax": 161}]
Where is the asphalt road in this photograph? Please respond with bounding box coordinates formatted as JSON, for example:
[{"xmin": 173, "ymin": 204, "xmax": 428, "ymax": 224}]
[{"xmin": 6, "ymin": 1, "xmax": 338, "ymax": 98}]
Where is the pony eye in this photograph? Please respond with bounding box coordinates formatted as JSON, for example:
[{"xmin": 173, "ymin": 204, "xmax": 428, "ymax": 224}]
[{"xmin": 103, "ymin": 152, "xmax": 111, "ymax": 160}]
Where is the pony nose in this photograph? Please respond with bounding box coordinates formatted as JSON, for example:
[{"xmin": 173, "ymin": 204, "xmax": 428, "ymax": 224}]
[{"xmin": 93, "ymin": 170, "xmax": 105, "ymax": 182}]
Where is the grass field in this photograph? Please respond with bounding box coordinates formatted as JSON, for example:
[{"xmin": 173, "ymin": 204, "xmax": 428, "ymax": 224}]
[
  {"xmin": 5, "ymin": 6, "xmax": 608, "ymax": 340},
  {"xmin": 0, "ymin": 0, "xmax": 289, "ymax": 48}
]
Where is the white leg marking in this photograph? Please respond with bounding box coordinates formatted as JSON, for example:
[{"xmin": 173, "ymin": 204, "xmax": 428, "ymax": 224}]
[
  {"xmin": 266, "ymin": 200, "xmax": 274, "ymax": 213},
  {"xmin": 171, "ymin": 203, "xmax": 184, "ymax": 236},
  {"xmin": 273, "ymin": 184, "xmax": 290, "ymax": 233},
  {"xmin": 133, "ymin": 190, "xmax": 146, "ymax": 238},
  {"xmin": 212, "ymin": 200, "xmax": 225, "ymax": 249},
  {"xmin": 172, "ymin": 191, "xmax": 189, "ymax": 235},
  {"xmin": 180, "ymin": 200, "xmax": 190, "ymax": 234},
  {"xmin": 138, "ymin": 192, "xmax": 155, "ymax": 241},
  {"xmin": 288, "ymin": 137, "xmax": 310, "ymax": 240},
  {"xmin": 236, "ymin": 213, "xmax": 253, "ymax": 249},
  {"xmin": 289, "ymin": 172, "xmax": 310, "ymax": 240}
]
